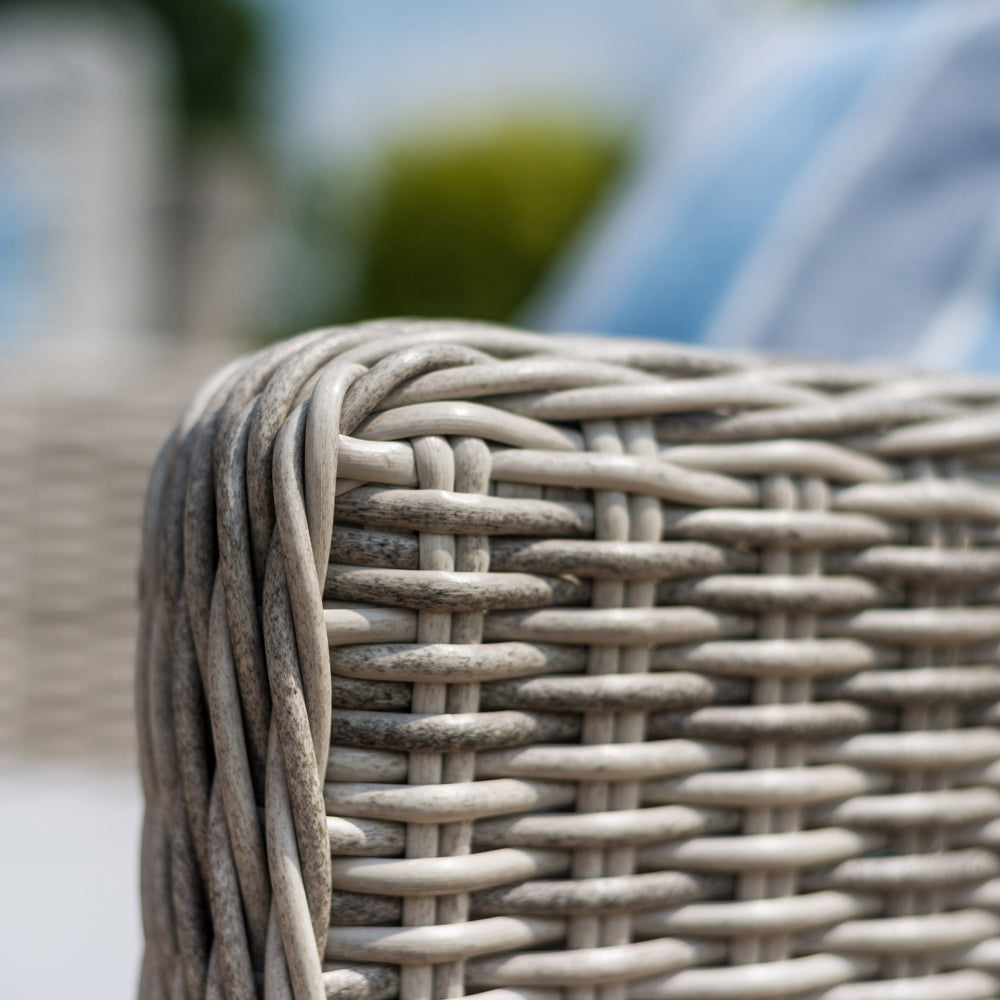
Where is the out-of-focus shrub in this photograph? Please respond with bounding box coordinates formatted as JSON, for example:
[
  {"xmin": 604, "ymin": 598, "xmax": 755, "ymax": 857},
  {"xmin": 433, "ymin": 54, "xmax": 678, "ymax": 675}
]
[
  {"xmin": 350, "ymin": 116, "xmax": 628, "ymax": 323},
  {"xmin": 279, "ymin": 114, "xmax": 630, "ymax": 336}
]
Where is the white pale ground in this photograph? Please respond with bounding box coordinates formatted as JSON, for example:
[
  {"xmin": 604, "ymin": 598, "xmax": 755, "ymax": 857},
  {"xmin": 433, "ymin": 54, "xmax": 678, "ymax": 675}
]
[{"xmin": 0, "ymin": 759, "xmax": 143, "ymax": 999}]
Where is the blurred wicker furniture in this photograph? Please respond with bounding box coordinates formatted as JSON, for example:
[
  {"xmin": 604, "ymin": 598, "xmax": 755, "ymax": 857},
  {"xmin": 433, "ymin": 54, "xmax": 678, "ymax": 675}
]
[
  {"xmin": 138, "ymin": 321, "xmax": 1000, "ymax": 1000},
  {"xmin": 0, "ymin": 351, "xmax": 211, "ymax": 761}
]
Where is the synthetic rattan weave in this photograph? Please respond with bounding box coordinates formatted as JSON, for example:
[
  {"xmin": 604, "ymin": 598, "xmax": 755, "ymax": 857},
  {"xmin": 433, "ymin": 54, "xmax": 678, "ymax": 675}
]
[{"xmin": 137, "ymin": 321, "xmax": 1000, "ymax": 1000}]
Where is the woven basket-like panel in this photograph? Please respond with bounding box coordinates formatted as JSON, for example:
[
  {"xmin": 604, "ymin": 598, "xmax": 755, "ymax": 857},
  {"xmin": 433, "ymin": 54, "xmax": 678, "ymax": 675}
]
[
  {"xmin": 0, "ymin": 355, "xmax": 205, "ymax": 761},
  {"xmin": 137, "ymin": 321, "xmax": 1000, "ymax": 1000}
]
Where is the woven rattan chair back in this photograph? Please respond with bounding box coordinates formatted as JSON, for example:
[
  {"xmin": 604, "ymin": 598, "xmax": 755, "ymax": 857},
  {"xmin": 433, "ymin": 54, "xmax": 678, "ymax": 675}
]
[{"xmin": 137, "ymin": 321, "xmax": 1000, "ymax": 1000}]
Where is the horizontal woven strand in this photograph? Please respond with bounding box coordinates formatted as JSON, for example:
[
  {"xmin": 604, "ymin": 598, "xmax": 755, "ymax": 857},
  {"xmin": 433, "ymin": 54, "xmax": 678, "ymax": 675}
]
[
  {"xmin": 337, "ymin": 436, "xmax": 417, "ymax": 488},
  {"xmin": 336, "ymin": 486, "xmax": 594, "ymax": 536},
  {"xmin": 475, "ymin": 738, "xmax": 743, "ymax": 781},
  {"xmin": 330, "ymin": 676, "xmax": 409, "ymax": 711},
  {"xmin": 652, "ymin": 638, "xmax": 894, "ymax": 678},
  {"xmin": 483, "ymin": 606, "xmax": 752, "ymax": 645},
  {"xmin": 542, "ymin": 332, "xmax": 741, "ymax": 374},
  {"xmin": 491, "ymin": 374, "xmax": 822, "ymax": 421},
  {"xmin": 654, "ymin": 393, "xmax": 958, "ymax": 442},
  {"xmin": 325, "ymin": 605, "xmax": 417, "ymax": 646},
  {"xmin": 330, "ymin": 890, "xmax": 401, "ymax": 926},
  {"xmin": 330, "ymin": 524, "xmax": 418, "ymax": 569},
  {"xmin": 332, "ymin": 641, "xmax": 585, "ymax": 684},
  {"xmin": 818, "ymin": 969, "xmax": 999, "ymax": 1000},
  {"xmin": 660, "ymin": 439, "xmax": 893, "ymax": 483},
  {"xmin": 329, "ymin": 708, "xmax": 579, "ymax": 752},
  {"xmin": 339, "ymin": 342, "xmax": 495, "ymax": 431},
  {"xmin": 465, "ymin": 935, "xmax": 722, "ymax": 988},
  {"xmin": 329, "ymin": 879, "xmax": 751, "ymax": 929},
  {"xmin": 834, "ymin": 479, "xmax": 1000, "ymax": 521},
  {"xmin": 650, "ymin": 702, "xmax": 877, "ymax": 742},
  {"xmin": 490, "ymin": 449, "xmax": 757, "ymax": 507},
  {"xmin": 323, "ymin": 778, "xmax": 575, "ymax": 823},
  {"xmin": 631, "ymin": 952, "xmax": 874, "ymax": 1000},
  {"xmin": 356, "ymin": 400, "xmax": 582, "ymax": 452},
  {"xmin": 657, "ymin": 574, "xmax": 889, "ymax": 614},
  {"xmin": 473, "ymin": 803, "xmax": 735, "ymax": 849},
  {"xmin": 469, "ymin": 871, "xmax": 723, "ymax": 917},
  {"xmin": 866, "ymin": 404, "xmax": 1000, "ymax": 456},
  {"xmin": 329, "ymin": 528, "xmax": 762, "ymax": 581},
  {"xmin": 661, "ymin": 508, "xmax": 896, "ymax": 548},
  {"xmin": 837, "ymin": 370, "xmax": 1000, "ymax": 401},
  {"xmin": 327, "ymin": 815, "xmax": 403, "ymax": 856},
  {"xmin": 813, "ymin": 850, "xmax": 1000, "ymax": 892},
  {"xmin": 320, "ymin": 963, "xmax": 399, "ymax": 1000},
  {"xmin": 326, "ymin": 747, "xmax": 408, "ymax": 783},
  {"xmin": 819, "ymin": 665, "xmax": 1000, "ymax": 703},
  {"xmin": 325, "ymin": 915, "xmax": 565, "ymax": 965},
  {"xmin": 812, "ymin": 729, "xmax": 1000, "ymax": 769},
  {"xmin": 829, "ymin": 545, "xmax": 1000, "ymax": 583},
  {"xmin": 638, "ymin": 827, "xmax": 882, "ymax": 872},
  {"xmin": 812, "ymin": 909, "xmax": 1000, "ymax": 954},
  {"xmin": 489, "ymin": 538, "xmax": 755, "ymax": 579},
  {"xmin": 815, "ymin": 788, "xmax": 1000, "ymax": 828},
  {"xmin": 633, "ymin": 889, "xmax": 874, "ymax": 938},
  {"xmin": 379, "ymin": 356, "xmax": 657, "ymax": 409},
  {"xmin": 328, "ymin": 322, "xmax": 554, "ymax": 366},
  {"xmin": 824, "ymin": 607, "xmax": 1000, "ymax": 645},
  {"xmin": 478, "ymin": 672, "xmax": 746, "ymax": 713},
  {"xmin": 329, "ymin": 847, "xmax": 566, "ymax": 896},
  {"xmin": 325, "ymin": 566, "xmax": 587, "ymax": 612},
  {"xmin": 954, "ymin": 936, "xmax": 1000, "ymax": 970},
  {"xmin": 649, "ymin": 764, "xmax": 884, "ymax": 808}
]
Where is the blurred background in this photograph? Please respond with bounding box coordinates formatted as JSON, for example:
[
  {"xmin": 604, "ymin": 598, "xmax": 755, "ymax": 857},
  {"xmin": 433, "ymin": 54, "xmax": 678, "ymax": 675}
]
[{"xmin": 1, "ymin": 0, "xmax": 999, "ymax": 995}]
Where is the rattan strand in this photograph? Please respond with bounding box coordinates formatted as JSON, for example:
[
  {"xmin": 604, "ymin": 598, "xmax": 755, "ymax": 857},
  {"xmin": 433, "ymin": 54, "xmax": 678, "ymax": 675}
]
[{"xmin": 137, "ymin": 320, "xmax": 1000, "ymax": 1000}]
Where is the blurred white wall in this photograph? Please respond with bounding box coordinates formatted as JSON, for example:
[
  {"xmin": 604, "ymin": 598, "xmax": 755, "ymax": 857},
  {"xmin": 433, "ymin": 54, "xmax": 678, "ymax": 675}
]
[{"xmin": 0, "ymin": 7, "xmax": 168, "ymax": 354}]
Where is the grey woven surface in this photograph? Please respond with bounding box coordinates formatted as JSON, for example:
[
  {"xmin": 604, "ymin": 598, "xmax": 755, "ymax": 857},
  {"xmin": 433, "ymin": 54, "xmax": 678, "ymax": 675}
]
[
  {"xmin": 0, "ymin": 354, "xmax": 212, "ymax": 761},
  {"xmin": 137, "ymin": 321, "xmax": 1000, "ymax": 1000}
]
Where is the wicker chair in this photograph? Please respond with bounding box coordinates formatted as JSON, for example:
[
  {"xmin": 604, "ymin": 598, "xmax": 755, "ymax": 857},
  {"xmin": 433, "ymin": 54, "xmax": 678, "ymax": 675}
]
[{"xmin": 137, "ymin": 321, "xmax": 1000, "ymax": 1000}]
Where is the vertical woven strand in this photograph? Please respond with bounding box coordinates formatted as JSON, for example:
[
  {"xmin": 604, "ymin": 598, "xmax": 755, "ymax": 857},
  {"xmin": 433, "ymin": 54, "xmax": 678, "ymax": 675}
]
[
  {"xmin": 567, "ymin": 419, "xmax": 629, "ymax": 1000},
  {"xmin": 732, "ymin": 473, "xmax": 797, "ymax": 967},
  {"xmin": 435, "ymin": 436, "xmax": 492, "ymax": 999},
  {"xmin": 765, "ymin": 474, "xmax": 827, "ymax": 960},
  {"xmin": 885, "ymin": 456, "xmax": 965, "ymax": 980},
  {"xmin": 599, "ymin": 418, "xmax": 664, "ymax": 1000},
  {"xmin": 401, "ymin": 435, "xmax": 456, "ymax": 1000},
  {"xmin": 931, "ymin": 455, "xmax": 970, "ymax": 895}
]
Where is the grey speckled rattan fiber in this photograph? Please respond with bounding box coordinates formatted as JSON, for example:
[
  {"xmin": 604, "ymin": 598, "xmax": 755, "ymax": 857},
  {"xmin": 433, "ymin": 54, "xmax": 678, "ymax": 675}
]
[{"xmin": 138, "ymin": 320, "xmax": 1000, "ymax": 1000}]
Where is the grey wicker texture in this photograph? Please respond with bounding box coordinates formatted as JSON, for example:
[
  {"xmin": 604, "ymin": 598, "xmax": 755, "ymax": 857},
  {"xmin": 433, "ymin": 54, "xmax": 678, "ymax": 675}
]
[
  {"xmin": 0, "ymin": 353, "xmax": 212, "ymax": 761},
  {"xmin": 137, "ymin": 320, "xmax": 1000, "ymax": 1000}
]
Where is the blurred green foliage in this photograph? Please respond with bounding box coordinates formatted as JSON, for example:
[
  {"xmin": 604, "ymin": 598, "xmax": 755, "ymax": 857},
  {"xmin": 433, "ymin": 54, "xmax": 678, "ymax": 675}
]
[{"xmin": 337, "ymin": 116, "xmax": 629, "ymax": 325}]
